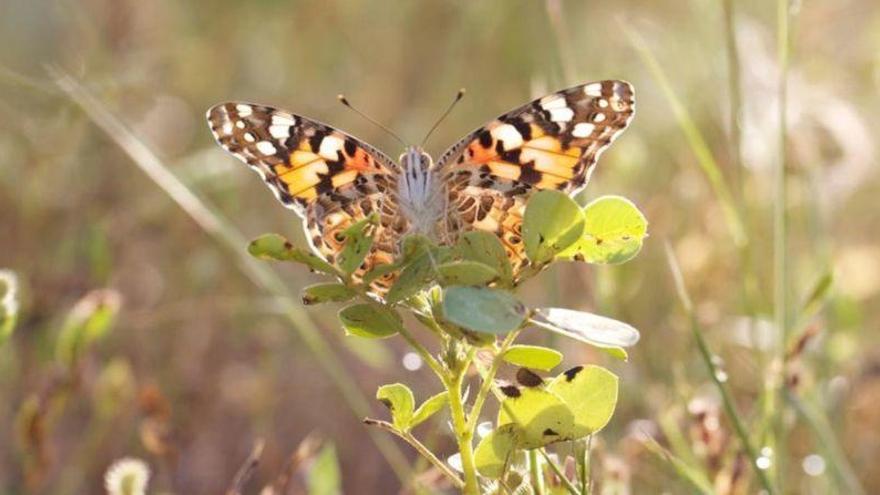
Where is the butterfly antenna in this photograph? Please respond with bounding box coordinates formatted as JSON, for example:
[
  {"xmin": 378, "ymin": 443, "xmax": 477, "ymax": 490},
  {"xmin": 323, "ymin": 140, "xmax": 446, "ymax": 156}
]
[
  {"xmin": 420, "ymin": 88, "xmax": 465, "ymax": 147},
  {"xmin": 337, "ymin": 94, "xmax": 407, "ymax": 147}
]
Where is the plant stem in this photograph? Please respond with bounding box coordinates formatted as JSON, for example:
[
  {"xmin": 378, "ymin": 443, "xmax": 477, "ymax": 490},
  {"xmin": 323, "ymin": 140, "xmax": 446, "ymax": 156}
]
[
  {"xmin": 467, "ymin": 330, "xmax": 521, "ymax": 432},
  {"xmin": 446, "ymin": 350, "xmax": 480, "ymax": 495},
  {"xmin": 773, "ymin": 0, "xmax": 791, "ymax": 489},
  {"xmin": 528, "ymin": 449, "xmax": 546, "ymax": 495},
  {"xmin": 539, "ymin": 449, "xmax": 581, "ymax": 495},
  {"xmin": 364, "ymin": 419, "xmax": 465, "ymax": 490}
]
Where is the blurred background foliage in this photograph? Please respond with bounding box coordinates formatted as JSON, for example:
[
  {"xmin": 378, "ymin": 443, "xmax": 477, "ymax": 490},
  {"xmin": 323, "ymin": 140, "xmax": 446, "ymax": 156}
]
[{"xmin": 1, "ymin": 0, "xmax": 879, "ymax": 493}]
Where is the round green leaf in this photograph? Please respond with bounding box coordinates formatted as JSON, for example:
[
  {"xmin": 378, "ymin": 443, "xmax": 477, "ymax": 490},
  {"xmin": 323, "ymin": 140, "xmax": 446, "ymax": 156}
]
[
  {"xmin": 548, "ymin": 365, "xmax": 618, "ymax": 436},
  {"xmin": 437, "ymin": 260, "xmax": 498, "ymax": 286},
  {"xmin": 301, "ymin": 283, "xmax": 357, "ymax": 305},
  {"xmin": 338, "ymin": 216, "xmax": 376, "ymax": 275},
  {"xmin": 410, "ymin": 391, "xmax": 449, "ymax": 428},
  {"xmin": 568, "ymin": 195, "xmax": 647, "ymax": 264},
  {"xmin": 338, "ymin": 303, "xmax": 403, "ymax": 339},
  {"xmin": 442, "ymin": 287, "xmax": 527, "ymax": 334},
  {"xmin": 247, "ymin": 233, "xmax": 336, "ymax": 274},
  {"xmin": 376, "ymin": 383, "xmax": 415, "ymax": 431},
  {"xmin": 474, "ymin": 424, "xmax": 520, "ymax": 478},
  {"xmin": 523, "ymin": 190, "xmax": 585, "ymax": 265},
  {"xmin": 533, "ymin": 307, "xmax": 640, "ymax": 348},
  {"xmin": 454, "ymin": 231, "xmax": 514, "ymax": 287},
  {"xmin": 501, "ymin": 345, "xmax": 563, "ymax": 371},
  {"xmin": 386, "ymin": 252, "xmax": 435, "ymax": 304},
  {"xmin": 496, "ymin": 386, "xmax": 575, "ymax": 449}
]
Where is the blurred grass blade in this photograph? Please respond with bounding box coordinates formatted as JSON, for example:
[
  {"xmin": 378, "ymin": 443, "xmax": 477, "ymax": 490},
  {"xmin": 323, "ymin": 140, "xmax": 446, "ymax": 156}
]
[
  {"xmin": 623, "ymin": 25, "xmax": 746, "ymax": 248},
  {"xmin": 55, "ymin": 289, "xmax": 121, "ymax": 367},
  {"xmin": 785, "ymin": 391, "xmax": 866, "ymax": 495},
  {"xmin": 664, "ymin": 242, "xmax": 776, "ymax": 494},
  {"xmin": 641, "ymin": 435, "xmax": 714, "ymax": 495},
  {"xmin": 49, "ymin": 67, "xmax": 411, "ymax": 482},
  {"xmin": 0, "ymin": 270, "xmax": 19, "ymax": 347}
]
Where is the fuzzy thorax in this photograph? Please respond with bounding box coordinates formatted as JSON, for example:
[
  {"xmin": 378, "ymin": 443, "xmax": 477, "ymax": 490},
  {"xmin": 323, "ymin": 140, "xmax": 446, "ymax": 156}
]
[{"xmin": 397, "ymin": 147, "xmax": 446, "ymax": 239}]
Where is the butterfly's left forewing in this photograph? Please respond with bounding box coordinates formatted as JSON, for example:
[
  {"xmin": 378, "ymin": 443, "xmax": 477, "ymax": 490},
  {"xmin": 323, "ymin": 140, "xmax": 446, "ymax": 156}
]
[
  {"xmin": 437, "ymin": 80, "xmax": 635, "ymax": 275},
  {"xmin": 207, "ymin": 103, "xmax": 404, "ymax": 290}
]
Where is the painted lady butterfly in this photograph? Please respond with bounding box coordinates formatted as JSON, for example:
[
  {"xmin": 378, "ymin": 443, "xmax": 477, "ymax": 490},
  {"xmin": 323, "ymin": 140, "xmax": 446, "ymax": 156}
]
[{"xmin": 207, "ymin": 81, "xmax": 635, "ymax": 293}]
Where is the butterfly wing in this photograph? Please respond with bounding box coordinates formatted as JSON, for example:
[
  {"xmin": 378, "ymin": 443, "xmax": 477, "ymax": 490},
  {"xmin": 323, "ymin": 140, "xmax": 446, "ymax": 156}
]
[
  {"xmin": 207, "ymin": 103, "xmax": 404, "ymax": 288},
  {"xmin": 437, "ymin": 80, "xmax": 635, "ymax": 275}
]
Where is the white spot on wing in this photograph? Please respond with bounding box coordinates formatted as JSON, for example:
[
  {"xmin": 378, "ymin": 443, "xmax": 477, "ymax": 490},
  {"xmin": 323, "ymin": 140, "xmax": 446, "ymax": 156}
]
[
  {"xmin": 572, "ymin": 123, "xmax": 595, "ymax": 138},
  {"xmin": 256, "ymin": 141, "xmax": 277, "ymax": 155},
  {"xmin": 548, "ymin": 107, "xmax": 574, "ymax": 122},
  {"xmin": 269, "ymin": 124, "xmax": 290, "ymax": 139},
  {"xmin": 597, "ymin": 99, "xmax": 609, "ymax": 108},
  {"xmin": 272, "ymin": 115, "xmax": 296, "ymax": 126},
  {"xmin": 492, "ymin": 124, "xmax": 524, "ymax": 150},
  {"xmin": 235, "ymin": 121, "xmax": 245, "ymax": 129},
  {"xmin": 593, "ymin": 113, "xmax": 606, "ymax": 123},
  {"xmin": 243, "ymin": 132, "xmax": 256, "ymax": 143},
  {"xmin": 221, "ymin": 122, "xmax": 233, "ymax": 134},
  {"xmin": 583, "ymin": 83, "xmax": 603, "ymax": 97},
  {"xmin": 540, "ymin": 95, "xmax": 567, "ymax": 110},
  {"xmin": 235, "ymin": 104, "xmax": 253, "ymax": 117},
  {"xmin": 318, "ymin": 135, "xmax": 344, "ymax": 160}
]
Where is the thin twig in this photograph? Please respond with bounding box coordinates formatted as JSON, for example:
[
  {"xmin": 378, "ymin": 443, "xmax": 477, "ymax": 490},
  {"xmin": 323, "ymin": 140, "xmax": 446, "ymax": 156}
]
[
  {"xmin": 364, "ymin": 419, "xmax": 464, "ymax": 489},
  {"xmin": 226, "ymin": 439, "xmax": 265, "ymax": 495},
  {"xmin": 538, "ymin": 449, "xmax": 581, "ymax": 495}
]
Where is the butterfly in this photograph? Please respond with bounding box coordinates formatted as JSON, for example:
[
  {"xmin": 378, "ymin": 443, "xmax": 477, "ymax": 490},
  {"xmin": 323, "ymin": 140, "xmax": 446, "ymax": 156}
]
[{"xmin": 207, "ymin": 80, "xmax": 635, "ymax": 294}]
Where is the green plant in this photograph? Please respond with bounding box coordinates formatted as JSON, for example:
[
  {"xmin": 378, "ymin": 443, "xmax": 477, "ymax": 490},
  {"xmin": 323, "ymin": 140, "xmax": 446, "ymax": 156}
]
[{"xmin": 249, "ymin": 190, "xmax": 647, "ymax": 494}]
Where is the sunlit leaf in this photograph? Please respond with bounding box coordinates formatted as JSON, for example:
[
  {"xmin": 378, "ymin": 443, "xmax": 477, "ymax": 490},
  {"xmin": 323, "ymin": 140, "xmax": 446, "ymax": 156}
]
[
  {"xmin": 474, "ymin": 423, "xmax": 520, "ymax": 478},
  {"xmin": 547, "ymin": 365, "xmax": 618, "ymax": 436},
  {"xmin": 801, "ymin": 270, "xmax": 834, "ymax": 320},
  {"xmin": 308, "ymin": 442, "xmax": 341, "ymax": 495},
  {"xmin": 442, "ymin": 287, "xmax": 527, "ymax": 334},
  {"xmin": 376, "ymin": 383, "xmax": 415, "ymax": 431},
  {"xmin": 455, "ymin": 231, "xmax": 514, "ymax": 287},
  {"xmin": 0, "ymin": 270, "xmax": 19, "ymax": 347},
  {"xmin": 523, "ymin": 190, "xmax": 585, "ymax": 266},
  {"xmin": 410, "ymin": 391, "xmax": 448, "ymax": 428},
  {"xmin": 533, "ymin": 307, "xmax": 640, "ymax": 348},
  {"xmin": 502, "ymin": 345, "xmax": 563, "ymax": 371},
  {"xmin": 496, "ymin": 385, "xmax": 575, "ymax": 449},
  {"xmin": 248, "ymin": 233, "xmax": 336, "ymax": 275},
  {"xmin": 386, "ymin": 251, "xmax": 435, "ymax": 304},
  {"xmin": 337, "ymin": 215, "xmax": 377, "ymax": 276},
  {"xmin": 338, "ymin": 303, "xmax": 402, "ymax": 339},
  {"xmin": 563, "ymin": 195, "xmax": 647, "ymax": 264},
  {"xmin": 437, "ymin": 260, "xmax": 498, "ymax": 286},
  {"xmin": 55, "ymin": 289, "xmax": 122, "ymax": 367},
  {"xmin": 301, "ymin": 283, "xmax": 357, "ymax": 305}
]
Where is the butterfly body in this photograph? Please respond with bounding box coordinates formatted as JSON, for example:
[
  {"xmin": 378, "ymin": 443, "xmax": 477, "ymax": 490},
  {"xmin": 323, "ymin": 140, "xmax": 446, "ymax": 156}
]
[{"xmin": 207, "ymin": 80, "xmax": 635, "ymax": 294}]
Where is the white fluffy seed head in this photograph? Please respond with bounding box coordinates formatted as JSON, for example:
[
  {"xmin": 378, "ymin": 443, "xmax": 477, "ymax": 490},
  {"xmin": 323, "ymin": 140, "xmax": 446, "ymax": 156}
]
[{"xmin": 104, "ymin": 458, "xmax": 150, "ymax": 495}]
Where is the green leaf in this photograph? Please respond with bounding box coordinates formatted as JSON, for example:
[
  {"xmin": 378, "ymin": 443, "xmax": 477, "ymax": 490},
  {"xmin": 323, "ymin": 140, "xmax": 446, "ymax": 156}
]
[
  {"xmin": 338, "ymin": 303, "xmax": 403, "ymax": 339},
  {"xmin": 386, "ymin": 251, "xmax": 435, "ymax": 304},
  {"xmin": 376, "ymin": 383, "xmax": 415, "ymax": 431},
  {"xmin": 455, "ymin": 231, "xmax": 514, "ymax": 287},
  {"xmin": 437, "ymin": 260, "xmax": 498, "ymax": 286},
  {"xmin": 533, "ymin": 307, "xmax": 640, "ymax": 348},
  {"xmin": 502, "ymin": 345, "xmax": 564, "ymax": 371},
  {"xmin": 301, "ymin": 283, "xmax": 357, "ymax": 305},
  {"xmin": 337, "ymin": 216, "xmax": 376, "ymax": 275},
  {"xmin": 248, "ymin": 233, "xmax": 336, "ymax": 275},
  {"xmin": 474, "ymin": 424, "xmax": 521, "ymax": 478},
  {"xmin": 496, "ymin": 386, "xmax": 576, "ymax": 449},
  {"xmin": 308, "ymin": 443, "xmax": 342, "ymax": 495},
  {"xmin": 442, "ymin": 287, "xmax": 527, "ymax": 334},
  {"xmin": 523, "ymin": 190, "xmax": 585, "ymax": 265},
  {"xmin": 0, "ymin": 270, "xmax": 19, "ymax": 347},
  {"xmin": 547, "ymin": 365, "xmax": 618, "ymax": 437},
  {"xmin": 564, "ymin": 195, "xmax": 647, "ymax": 264},
  {"xmin": 410, "ymin": 391, "xmax": 448, "ymax": 428},
  {"xmin": 801, "ymin": 270, "xmax": 834, "ymax": 320},
  {"xmin": 55, "ymin": 289, "xmax": 121, "ymax": 367},
  {"xmin": 599, "ymin": 346, "xmax": 629, "ymax": 361}
]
